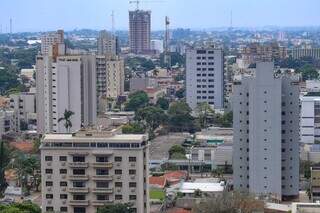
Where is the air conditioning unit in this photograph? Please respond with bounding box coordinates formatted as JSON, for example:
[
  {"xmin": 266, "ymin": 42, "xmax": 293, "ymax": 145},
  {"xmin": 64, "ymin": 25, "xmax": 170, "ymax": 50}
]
[
  {"xmin": 61, "ymin": 162, "xmax": 66, "ymax": 166},
  {"xmin": 47, "ymin": 162, "xmax": 52, "ymax": 166}
]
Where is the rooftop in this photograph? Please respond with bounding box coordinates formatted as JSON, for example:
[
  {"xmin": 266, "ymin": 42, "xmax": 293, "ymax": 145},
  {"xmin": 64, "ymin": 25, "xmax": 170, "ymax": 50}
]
[{"xmin": 179, "ymin": 182, "xmax": 224, "ymax": 194}]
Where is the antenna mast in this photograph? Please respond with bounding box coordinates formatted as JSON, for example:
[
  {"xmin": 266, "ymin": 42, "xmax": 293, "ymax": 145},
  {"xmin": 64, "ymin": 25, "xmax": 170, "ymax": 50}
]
[
  {"xmin": 111, "ymin": 10, "xmax": 115, "ymax": 35},
  {"xmin": 164, "ymin": 16, "xmax": 171, "ymax": 70}
]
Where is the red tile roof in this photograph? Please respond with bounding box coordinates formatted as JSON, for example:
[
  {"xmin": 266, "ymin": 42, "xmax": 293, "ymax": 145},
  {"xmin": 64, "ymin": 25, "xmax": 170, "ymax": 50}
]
[
  {"xmin": 167, "ymin": 208, "xmax": 191, "ymax": 213},
  {"xmin": 149, "ymin": 176, "xmax": 167, "ymax": 188},
  {"xmin": 10, "ymin": 141, "xmax": 34, "ymax": 153},
  {"xmin": 164, "ymin": 171, "xmax": 187, "ymax": 184}
]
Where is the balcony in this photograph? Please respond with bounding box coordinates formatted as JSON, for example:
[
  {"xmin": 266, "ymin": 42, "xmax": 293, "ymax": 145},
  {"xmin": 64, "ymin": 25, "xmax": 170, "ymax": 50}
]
[
  {"xmin": 92, "ymin": 175, "xmax": 113, "ymax": 181},
  {"xmin": 68, "ymin": 162, "xmax": 89, "ymax": 168},
  {"xmin": 68, "ymin": 187, "xmax": 89, "ymax": 193},
  {"xmin": 68, "ymin": 200, "xmax": 89, "ymax": 206},
  {"xmin": 92, "ymin": 200, "xmax": 113, "ymax": 206},
  {"xmin": 92, "ymin": 188, "xmax": 113, "ymax": 194},
  {"xmin": 92, "ymin": 162, "xmax": 113, "ymax": 168},
  {"xmin": 68, "ymin": 175, "xmax": 89, "ymax": 181}
]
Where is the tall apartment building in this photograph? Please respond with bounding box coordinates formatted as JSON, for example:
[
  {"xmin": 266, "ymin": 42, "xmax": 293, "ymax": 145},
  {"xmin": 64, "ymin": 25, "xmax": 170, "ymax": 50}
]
[
  {"xmin": 0, "ymin": 110, "xmax": 18, "ymax": 137},
  {"xmin": 129, "ymin": 10, "xmax": 151, "ymax": 54},
  {"xmin": 300, "ymin": 93, "xmax": 320, "ymax": 144},
  {"xmin": 186, "ymin": 48, "xmax": 224, "ymax": 110},
  {"xmin": 9, "ymin": 92, "xmax": 36, "ymax": 129},
  {"xmin": 233, "ymin": 62, "xmax": 299, "ymax": 200},
  {"xmin": 36, "ymin": 40, "xmax": 97, "ymax": 134},
  {"xmin": 97, "ymin": 30, "xmax": 118, "ymax": 56},
  {"xmin": 41, "ymin": 129, "xmax": 149, "ymax": 213},
  {"xmin": 290, "ymin": 48, "xmax": 320, "ymax": 60},
  {"xmin": 41, "ymin": 30, "xmax": 64, "ymax": 55}
]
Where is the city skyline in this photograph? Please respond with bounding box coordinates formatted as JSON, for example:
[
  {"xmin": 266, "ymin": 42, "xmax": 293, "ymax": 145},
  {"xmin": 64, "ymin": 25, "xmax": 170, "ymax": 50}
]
[{"xmin": 0, "ymin": 0, "xmax": 320, "ymax": 33}]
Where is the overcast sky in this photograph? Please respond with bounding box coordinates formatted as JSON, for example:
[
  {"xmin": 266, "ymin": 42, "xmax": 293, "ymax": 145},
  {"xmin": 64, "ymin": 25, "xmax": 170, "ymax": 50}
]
[{"xmin": 1, "ymin": 0, "xmax": 320, "ymax": 32}]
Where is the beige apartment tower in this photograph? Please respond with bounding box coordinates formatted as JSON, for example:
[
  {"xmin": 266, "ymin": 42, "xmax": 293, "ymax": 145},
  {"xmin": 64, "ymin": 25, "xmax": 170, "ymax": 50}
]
[{"xmin": 41, "ymin": 129, "xmax": 150, "ymax": 213}]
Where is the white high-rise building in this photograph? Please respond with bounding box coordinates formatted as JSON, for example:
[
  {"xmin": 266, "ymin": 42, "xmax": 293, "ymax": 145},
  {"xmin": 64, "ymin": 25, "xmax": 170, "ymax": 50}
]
[
  {"xmin": 40, "ymin": 129, "xmax": 150, "ymax": 213},
  {"xmin": 186, "ymin": 48, "xmax": 224, "ymax": 110},
  {"xmin": 233, "ymin": 62, "xmax": 299, "ymax": 200},
  {"xmin": 36, "ymin": 39, "xmax": 97, "ymax": 134}
]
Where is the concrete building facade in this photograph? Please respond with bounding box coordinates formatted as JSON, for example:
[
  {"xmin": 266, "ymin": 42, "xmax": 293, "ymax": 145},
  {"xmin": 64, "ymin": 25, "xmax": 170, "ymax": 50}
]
[
  {"xmin": 186, "ymin": 48, "xmax": 224, "ymax": 110},
  {"xmin": 97, "ymin": 30, "xmax": 117, "ymax": 56},
  {"xmin": 40, "ymin": 130, "xmax": 149, "ymax": 213},
  {"xmin": 129, "ymin": 10, "xmax": 151, "ymax": 54},
  {"xmin": 233, "ymin": 62, "xmax": 299, "ymax": 200},
  {"xmin": 41, "ymin": 30, "xmax": 64, "ymax": 55}
]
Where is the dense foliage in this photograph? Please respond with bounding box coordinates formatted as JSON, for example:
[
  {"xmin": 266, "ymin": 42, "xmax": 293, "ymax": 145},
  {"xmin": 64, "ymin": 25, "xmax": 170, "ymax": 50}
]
[
  {"xmin": 122, "ymin": 123, "xmax": 145, "ymax": 134},
  {"xmin": 125, "ymin": 91, "xmax": 149, "ymax": 111},
  {"xmin": 97, "ymin": 203, "xmax": 134, "ymax": 213},
  {"xmin": 0, "ymin": 201, "xmax": 41, "ymax": 213}
]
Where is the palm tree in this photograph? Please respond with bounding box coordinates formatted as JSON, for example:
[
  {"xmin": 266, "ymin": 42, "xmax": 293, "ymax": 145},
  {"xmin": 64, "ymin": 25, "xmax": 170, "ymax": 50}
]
[{"xmin": 58, "ymin": 110, "xmax": 75, "ymax": 133}]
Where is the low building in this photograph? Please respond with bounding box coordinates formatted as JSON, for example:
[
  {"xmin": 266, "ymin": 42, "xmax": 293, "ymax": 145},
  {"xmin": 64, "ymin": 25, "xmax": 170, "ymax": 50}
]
[
  {"xmin": 130, "ymin": 78, "xmax": 158, "ymax": 92},
  {"xmin": 291, "ymin": 202, "xmax": 320, "ymax": 213},
  {"xmin": 178, "ymin": 181, "xmax": 224, "ymax": 197},
  {"xmin": 311, "ymin": 167, "xmax": 320, "ymax": 202},
  {"xmin": 144, "ymin": 88, "xmax": 166, "ymax": 105},
  {"xmin": 300, "ymin": 144, "xmax": 320, "ymax": 163}
]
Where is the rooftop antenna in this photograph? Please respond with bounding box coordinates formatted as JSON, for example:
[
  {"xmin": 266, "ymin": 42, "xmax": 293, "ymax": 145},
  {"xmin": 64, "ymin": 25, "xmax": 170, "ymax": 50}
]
[
  {"xmin": 164, "ymin": 16, "xmax": 171, "ymax": 70},
  {"xmin": 230, "ymin": 10, "xmax": 233, "ymax": 30},
  {"xmin": 9, "ymin": 18, "xmax": 12, "ymax": 34},
  {"xmin": 111, "ymin": 10, "xmax": 115, "ymax": 35}
]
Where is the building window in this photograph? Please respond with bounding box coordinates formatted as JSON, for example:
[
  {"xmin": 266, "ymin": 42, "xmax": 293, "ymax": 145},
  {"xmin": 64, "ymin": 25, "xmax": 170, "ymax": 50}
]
[
  {"xmin": 60, "ymin": 182, "xmax": 67, "ymax": 187},
  {"xmin": 115, "ymin": 156, "xmax": 122, "ymax": 162},
  {"xmin": 45, "ymin": 156, "xmax": 53, "ymax": 161},
  {"xmin": 73, "ymin": 156, "xmax": 85, "ymax": 162},
  {"xmin": 46, "ymin": 181, "xmax": 53, "ymax": 186},
  {"xmin": 45, "ymin": 169, "xmax": 53, "ymax": 174},
  {"xmin": 60, "ymin": 207, "xmax": 68, "ymax": 212},
  {"xmin": 73, "ymin": 195, "xmax": 86, "ymax": 201},
  {"xmin": 46, "ymin": 207, "xmax": 54, "ymax": 212},
  {"xmin": 115, "ymin": 170, "xmax": 122, "ymax": 175},
  {"xmin": 59, "ymin": 156, "xmax": 67, "ymax": 161},
  {"xmin": 129, "ymin": 170, "xmax": 136, "ymax": 175},
  {"xmin": 73, "ymin": 169, "xmax": 85, "ymax": 175},
  {"xmin": 96, "ymin": 156, "xmax": 108, "ymax": 162},
  {"xmin": 96, "ymin": 181, "xmax": 109, "ymax": 188},
  {"xmin": 129, "ymin": 182, "xmax": 137, "ymax": 187},
  {"xmin": 129, "ymin": 195, "xmax": 137, "ymax": 200},
  {"xmin": 97, "ymin": 194, "xmax": 109, "ymax": 201},
  {"xmin": 115, "ymin": 195, "xmax": 122, "ymax": 200},
  {"xmin": 60, "ymin": 194, "xmax": 68, "ymax": 199},
  {"xmin": 96, "ymin": 169, "xmax": 108, "ymax": 176},
  {"xmin": 60, "ymin": 169, "xmax": 67, "ymax": 174},
  {"xmin": 73, "ymin": 181, "xmax": 86, "ymax": 188},
  {"xmin": 46, "ymin": 194, "xmax": 53, "ymax": 199},
  {"xmin": 129, "ymin": 157, "xmax": 136, "ymax": 162},
  {"xmin": 115, "ymin": 182, "xmax": 122, "ymax": 187}
]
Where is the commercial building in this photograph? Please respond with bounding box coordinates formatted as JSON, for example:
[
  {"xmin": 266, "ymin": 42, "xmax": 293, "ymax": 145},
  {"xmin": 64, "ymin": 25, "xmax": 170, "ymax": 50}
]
[
  {"xmin": 300, "ymin": 92, "xmax": 320, "ymax": 144},
  {"xmin": 97, "ymin": 30, "xmax": 118, "ymax": 56},
  {"xmin": 130, "ymin": 77, "xmax": 158, "ymax": 92},
  {"xmin": 151, "ymin": 39, "xmax": 164, "ymax": 53},
  {"xmin": 186, "ymin": 48, "xmax": 224, "ymax": 110},
  {"xmin": 310, "ymin": 167, "xmax": 320, "ymax": 202},
  {"xmin": 40, "ymin": 129, "xmax": 149, "ymax": 213},
  {"xmin": 290, "ymin": 48, "xmax": 320, "ymax": 60},
  {"xmin": 36, "ymin": 39, "xmax": 97, "ymax": 134},
  {"xmin": 233, "ymin": 62, "xmax": 300, "ymax": 200},
  {"xmin": 129, "ymin": 10, "xmax": 151, "ymax": 54},
  {"xmin": 0, "ymin": 110, "xmax": 18, "ymax": 137}
]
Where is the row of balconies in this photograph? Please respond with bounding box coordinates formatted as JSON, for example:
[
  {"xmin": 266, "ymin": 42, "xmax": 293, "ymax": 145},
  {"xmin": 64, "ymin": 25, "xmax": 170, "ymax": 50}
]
[
  {"xmin": 46, "ymin": 162, "xmax": 114, "ymax": 168},
  {"xmin": 68, "ymin": 200, "xmax": 113, "ymax": 206},
  {"xmin": 68, "ymin": 187, "xmax": 113, "ymax": 194}
]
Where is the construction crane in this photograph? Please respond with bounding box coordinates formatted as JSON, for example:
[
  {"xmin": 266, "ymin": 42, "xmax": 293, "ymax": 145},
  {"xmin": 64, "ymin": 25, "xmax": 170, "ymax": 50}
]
[
  {"xmin": 129, "ymin": 0, "xmax": 164, "ymax": 10},
  {"xmin": 164, "ymin": 16, "xmax": 171, "ymax": 70}
]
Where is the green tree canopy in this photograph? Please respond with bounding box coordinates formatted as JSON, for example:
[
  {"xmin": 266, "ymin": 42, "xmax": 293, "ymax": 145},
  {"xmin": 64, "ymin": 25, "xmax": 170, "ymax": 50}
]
[
  {"xmin": 169, "ymin": 144, "xmax": 186, "ymax": 159},
  {"xmin": 0, "ymin": 141, "xmax": 11, "ymax": 191},
  {"xmin": 156, "ymin": 97, "xmax": 169, "ymax": 110},
  {"xmin": 122, "ymin": 123, "xmax": 145, "ymax": 134},
  {"xmin": 125, "ymin": 91, "xmax": 149, "ymax": 111},
  {"xmin": 97, "ymin": 203, "xmax": 134, "ymax": 213},
  {"xmin": 0, "ymin": 201, "xmax": 41, "ymax": 213},
  {"xmin": 167, "ymin": 101, "xmax": 198, "ymax": 132},
  {"xmin": 135, "ymin": 106, "xmax": 167, "ymax": 134},
  {"xmin": 297, "ymin": 64, "xmax": 319, "ymax": 81}
]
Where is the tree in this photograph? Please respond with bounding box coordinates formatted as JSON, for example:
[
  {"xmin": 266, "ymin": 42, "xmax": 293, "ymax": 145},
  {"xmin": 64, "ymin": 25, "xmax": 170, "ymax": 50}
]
[
  {"xmin": 135, "ymin": 106, "xmax": 167, "ymax": 137},
  {"xmin": 167, "ymin": 101, "xmax": 198, "ymax": 132},
  {"xmin": 156, "ymin": 97, "xmax": 169, "ymax": 110},
  {"xmin": 58, "ymin": 109, "xmax": 75, "ymax": 132},
  {"xmin": 192, "ymin": 191, "xmax": 264, "ymax": 213},
  {"xmin": 32, "ymin": 138, "xmax": 41, "ymax": 154},
  {"xmin": 0, "ymin": 201, "xmax": 41, "ymax": 213},
  {"xmin": 97, "ymin": 203, "xmax": 134, "ymax": 213},
  {"xmin": 214, "ymin": 111, "xmax": 233, "ymax": 128},
  {"xmin": 0, "ymin": 141, "xmax": 10, "ymax": 192},
  {"xmin": 196, "ymin": 102, "xmax": 214, "ymax": 128},
  {"xmin": 122, "ymin": 123, "xmax": 145, "ymax": 134},
  {"xmin": 297, "ymin": 64, "xmax": 319, "ymax": 81},
  {"xmin": 125, "ymin": 91, "xmax": 149, "ymax": 111},
  {"xmin": 175, "ymin": 88, "xmax": 185, "ymax": 99},
  {"xmin": 169, "ymin": 145, "xmax": 186, "ymax": 159}
]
